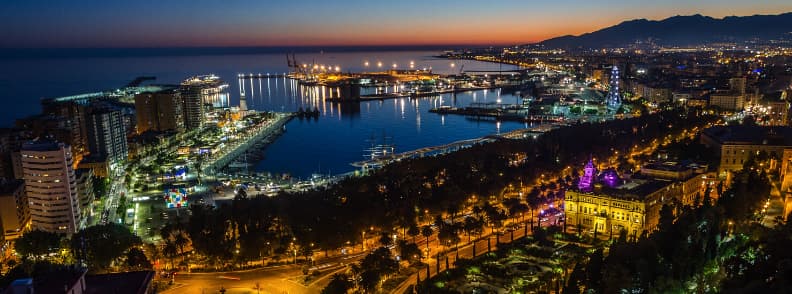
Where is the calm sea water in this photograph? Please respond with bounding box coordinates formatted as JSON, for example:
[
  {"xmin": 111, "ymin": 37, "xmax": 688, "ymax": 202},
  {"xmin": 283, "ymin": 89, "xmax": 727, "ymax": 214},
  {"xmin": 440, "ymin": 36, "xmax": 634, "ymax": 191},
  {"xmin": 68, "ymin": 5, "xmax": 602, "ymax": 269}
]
[{"xmin": 0, "ymin": 50, "xmax": 537, "ymax": 177}]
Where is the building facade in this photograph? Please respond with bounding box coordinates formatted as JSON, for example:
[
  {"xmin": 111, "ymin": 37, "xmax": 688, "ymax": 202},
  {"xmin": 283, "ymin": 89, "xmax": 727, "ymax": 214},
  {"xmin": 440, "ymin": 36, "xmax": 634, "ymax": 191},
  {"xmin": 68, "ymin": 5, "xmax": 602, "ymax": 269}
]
[
  {"xmin": 709, "ymin": 92, "xmax": 745, "ymax": 111},
  {"xmin": 86, "ymin": 109, "xmax": 128, "ymax": 169},
  {"xmin": 180, "ymin": 75, "xmax": 227, "ymax": 129},
  {"xmin": 134, "ymin": 90, "xmax": 183, "ymax": 134},
  {"xmin": 566, "ymin": 179, "xmax": 678, "ymax": 239},
  {"xmin": 21, "ymin": 139, "xmax": 81, "ymax": 234},
  {"xmin": 701, "ymin": 126, "xmax": 792, "ymax": 218},
  {"xmin": 0, "ymin": 179, "xmax": 29, "ymax": 241},
  {"xmin": 565, "ymin": 160, "xmax": 710, "ymax": 239},
  {"xmin": 75, "ymin": 168, "xmax": 94, "ymax": 224}
]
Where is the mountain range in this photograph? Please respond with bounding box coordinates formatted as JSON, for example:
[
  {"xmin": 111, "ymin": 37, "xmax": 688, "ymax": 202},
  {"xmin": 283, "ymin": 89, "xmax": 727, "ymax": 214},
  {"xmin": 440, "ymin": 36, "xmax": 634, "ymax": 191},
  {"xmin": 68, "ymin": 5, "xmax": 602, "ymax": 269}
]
[{"xmin": 539, "ymin": 12, "xmax": 792, "ymax": 49}]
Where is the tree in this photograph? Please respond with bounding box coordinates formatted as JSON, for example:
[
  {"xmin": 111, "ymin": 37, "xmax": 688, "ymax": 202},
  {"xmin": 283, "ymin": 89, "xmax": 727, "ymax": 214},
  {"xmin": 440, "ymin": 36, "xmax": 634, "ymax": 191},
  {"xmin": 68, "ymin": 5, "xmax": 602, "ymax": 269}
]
[
  {"xmin": 503, "ymin": 197, "xmax": 527, "ymax": 224},
  {"xmin": 463, "ymin": 216, "xmax": 483, "ymax": 242},
  {"xmin": 407, "ymin": 223, "xmax": 420, "ymax": 243},
  {"xmin": 193, "ymin": 154, "xmax": 205, "ymax": 184},
  {"xmin": 526, "ymin": 191, "xmax": 543, "ymax": 229},
  {"xmin": 162, "ymin": 240, "xmax": 178, "ymax": 270},
  {"xmin": 585, "ymin": 248, "xmax": 604, "ymax": 291},
  {"xmin": 71, "ymin": 223, "xmax": 142, "ymax": 271},
  {"xmin": 125, "ymin": 247, "xmax": 152, "ymax": 270},
  {"xmin": 322, "ymin": 273, "xmax": 353, "ymax": 294},
  {"xmin": 437, "ymin": 224, "xmax": 460, "ymax": 250},
  {"xmin": 421, "ymin": 225, "xmax": 433, "ymax": 252},
  {"xmin": 396, "ymin": 240, "xmax": 422, "ymax": 263},
  {"xmin": 235, "ymin": 186, "xmax": 248, "ymax": 200},
  {"xmin": 378, "ymin": 232, "xmax": 393, "ymax": 247},
  {"xmin": 357, "ymin": 247, "xmax": 399, "ymax": 293},
  {"xmin": 15, "ymin": 230, "xmax": 62, "ymax": 259}
]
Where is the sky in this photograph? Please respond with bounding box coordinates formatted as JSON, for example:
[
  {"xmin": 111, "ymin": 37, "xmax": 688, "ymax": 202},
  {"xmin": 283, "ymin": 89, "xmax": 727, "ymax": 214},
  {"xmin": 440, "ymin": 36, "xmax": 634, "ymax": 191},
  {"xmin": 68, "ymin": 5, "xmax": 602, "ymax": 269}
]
[{"xmin": 1, "ymin": 0, "xmax": 790, "ymax": 48}]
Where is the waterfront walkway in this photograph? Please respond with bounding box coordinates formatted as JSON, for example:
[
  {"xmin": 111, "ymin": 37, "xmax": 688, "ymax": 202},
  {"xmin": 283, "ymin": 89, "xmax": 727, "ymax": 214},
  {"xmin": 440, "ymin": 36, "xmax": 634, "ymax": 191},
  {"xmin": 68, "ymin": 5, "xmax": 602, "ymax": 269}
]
[
  {"xmin": 204, "ymin": 112, "xmax": 294, "ymax": 174},
  {"xmin": 351, "ymin": 123, "xmax": 564, "ymax": 169}
]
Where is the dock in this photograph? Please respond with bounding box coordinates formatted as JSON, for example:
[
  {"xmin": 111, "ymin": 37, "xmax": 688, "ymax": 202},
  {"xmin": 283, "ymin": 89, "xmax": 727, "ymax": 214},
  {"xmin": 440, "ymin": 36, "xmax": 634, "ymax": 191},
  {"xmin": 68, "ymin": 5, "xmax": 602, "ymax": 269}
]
[
  {"xmin": 237, "ymin": 73, "xmax": 289, "ymax": 79},
  {"xmin": 350, "ymin": 122, "xmax": 564, "ymax": 170},
  {"xmin": 204, "ymin": 112, "xmax": 294, "ymax": 173},
  {"xmin": 328, "ymin": 86, "xmax": 500, "ymax": 102},
  {"xmin": 430, "ymin": 106, "xmax": 565, "ymax": 123}
]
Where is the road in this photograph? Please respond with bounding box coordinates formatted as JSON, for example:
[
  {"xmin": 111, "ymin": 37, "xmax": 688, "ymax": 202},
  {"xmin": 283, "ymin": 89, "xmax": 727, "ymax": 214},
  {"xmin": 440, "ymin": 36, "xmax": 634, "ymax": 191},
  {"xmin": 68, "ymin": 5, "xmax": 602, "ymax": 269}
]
[
  {"xmin": 162, "ymin": 251, "xmax": 367, "ymax": 294},
  {"xmin": 98, "ymin": 171, "xmax": 127, "ymax": 226}
]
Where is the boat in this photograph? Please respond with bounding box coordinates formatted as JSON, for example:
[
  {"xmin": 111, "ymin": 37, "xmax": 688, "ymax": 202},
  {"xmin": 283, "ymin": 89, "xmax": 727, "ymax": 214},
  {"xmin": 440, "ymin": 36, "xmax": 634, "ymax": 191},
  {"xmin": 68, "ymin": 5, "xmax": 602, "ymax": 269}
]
[{"xmin": 262, "ymin": 182, "xmax": 281, "ymax": 196}]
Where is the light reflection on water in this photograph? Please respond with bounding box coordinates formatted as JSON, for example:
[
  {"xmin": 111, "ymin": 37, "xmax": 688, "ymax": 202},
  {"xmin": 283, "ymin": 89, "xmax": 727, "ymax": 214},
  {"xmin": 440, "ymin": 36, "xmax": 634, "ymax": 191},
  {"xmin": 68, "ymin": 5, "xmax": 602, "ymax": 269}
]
[{"xmin": 0, "ymin": 50, "xmax": 539, "ymax": 178}]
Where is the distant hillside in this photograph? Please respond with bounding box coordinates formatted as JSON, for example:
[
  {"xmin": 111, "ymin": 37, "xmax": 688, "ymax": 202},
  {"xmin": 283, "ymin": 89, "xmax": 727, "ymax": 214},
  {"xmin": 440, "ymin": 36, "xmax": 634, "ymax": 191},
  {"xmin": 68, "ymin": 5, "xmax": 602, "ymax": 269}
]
[{"xmin": 539, "ymin": 13, "xmax": 792, "ymax": 49}]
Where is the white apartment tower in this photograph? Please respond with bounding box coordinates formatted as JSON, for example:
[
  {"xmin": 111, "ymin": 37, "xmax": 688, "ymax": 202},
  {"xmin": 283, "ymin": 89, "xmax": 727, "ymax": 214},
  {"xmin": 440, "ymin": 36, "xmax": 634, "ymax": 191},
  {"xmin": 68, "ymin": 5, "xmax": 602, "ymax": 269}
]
[{"xmin": 20, "ymin": 139, "xmax": 81, "ymax": 234}]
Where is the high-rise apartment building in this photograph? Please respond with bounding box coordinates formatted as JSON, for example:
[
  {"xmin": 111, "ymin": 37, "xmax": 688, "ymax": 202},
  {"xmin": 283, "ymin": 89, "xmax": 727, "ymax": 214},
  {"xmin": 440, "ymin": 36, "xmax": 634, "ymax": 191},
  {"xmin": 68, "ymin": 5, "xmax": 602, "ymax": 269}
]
[
  {"xmin": 181, "ymin": 75, "xmax": 227, "ymax": 129},
  {"xmin": 21, "ymin": 139, "xmax": 81, "ymax": 234},
  {"xmin": 134, "ymin": 90, "xmax": 183, "ymax": 134},
  {"xmin": 86, "ymin": 109, "xmax": 128, "ymax": 168}
]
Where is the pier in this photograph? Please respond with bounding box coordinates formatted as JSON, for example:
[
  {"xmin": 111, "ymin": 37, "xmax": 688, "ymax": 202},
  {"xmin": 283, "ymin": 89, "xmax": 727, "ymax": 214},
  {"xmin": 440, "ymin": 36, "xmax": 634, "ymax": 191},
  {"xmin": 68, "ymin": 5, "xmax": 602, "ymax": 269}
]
[
  {"xmin": 237, "ymin": 73, "xmax": 289, "ymax": 79},
  {"xmin": 350, "ymin": 137, "xmax": 495, "ymax": 169},
  {"xmin": 345, "ymin": 86, "xmax": 499, "ymax": 102},
  {"xmin": 430, "ymin": 105, "xmax": 565, "ymax": 123},
  {"xmin": 350, "ymin": 123, "xmax": 564, "ymax": 169},
  {"xmin": 204, "ymin": 112, "xmax": 294, "ymax": 173}
]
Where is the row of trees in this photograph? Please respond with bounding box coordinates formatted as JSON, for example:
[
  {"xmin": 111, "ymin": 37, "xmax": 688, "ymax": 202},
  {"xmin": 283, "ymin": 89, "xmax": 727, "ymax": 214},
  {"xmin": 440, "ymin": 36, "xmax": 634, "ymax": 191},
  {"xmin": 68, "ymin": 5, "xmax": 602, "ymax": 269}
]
[{"xmin": 8, "ymin": 223, "xmax": 146, "ymax": 285}]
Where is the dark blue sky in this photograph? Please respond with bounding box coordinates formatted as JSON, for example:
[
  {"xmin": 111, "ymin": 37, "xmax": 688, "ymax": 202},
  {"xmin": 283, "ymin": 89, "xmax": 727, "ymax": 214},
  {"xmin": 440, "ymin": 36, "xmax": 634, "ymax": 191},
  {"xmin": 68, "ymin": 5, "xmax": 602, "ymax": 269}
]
[{"xmin": 1, "ymin": 0, "xmax": 790, "ymax": 48}]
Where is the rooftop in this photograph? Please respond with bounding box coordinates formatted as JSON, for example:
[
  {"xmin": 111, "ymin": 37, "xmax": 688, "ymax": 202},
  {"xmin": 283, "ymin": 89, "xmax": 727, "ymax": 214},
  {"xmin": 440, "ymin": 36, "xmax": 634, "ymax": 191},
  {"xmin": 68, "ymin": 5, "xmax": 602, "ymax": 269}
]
[
  {"xmin": 642, "ymin": 161, "xmax": 692, "ymax": 172},
  {"xmin": 30, "ymin": 268, "xmax": 86, "ymax": 294},
  {"xmin": 574, "ymin": 178, "xmax": 673, "ymax": 201},
  {"xmin": 702, "ymin": 125, "xmax": 792, "ymax": 146},
  {"xmin": 84, "ymin": 271, "xmax": 154, "ymax": 294},
  {"xmin": 21, "ymin": 138, "xmax": 64, "ymax": 152}
]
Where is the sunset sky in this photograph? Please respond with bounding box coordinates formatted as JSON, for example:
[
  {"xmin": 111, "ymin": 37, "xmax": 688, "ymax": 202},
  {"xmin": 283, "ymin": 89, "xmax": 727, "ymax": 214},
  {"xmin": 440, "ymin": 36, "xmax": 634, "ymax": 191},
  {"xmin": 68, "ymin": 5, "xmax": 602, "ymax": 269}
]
[{"xmin": 1, "ymin": 0, "xmax": 790, "ymax": 48}]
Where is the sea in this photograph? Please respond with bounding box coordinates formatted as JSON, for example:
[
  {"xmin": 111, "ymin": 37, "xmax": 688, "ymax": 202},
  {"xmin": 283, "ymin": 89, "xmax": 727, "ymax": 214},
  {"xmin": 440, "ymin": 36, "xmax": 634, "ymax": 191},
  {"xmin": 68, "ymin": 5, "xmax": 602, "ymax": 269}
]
[{"xmin": 0, "ymin": 47, "xmax": 540, "ymax": 178}]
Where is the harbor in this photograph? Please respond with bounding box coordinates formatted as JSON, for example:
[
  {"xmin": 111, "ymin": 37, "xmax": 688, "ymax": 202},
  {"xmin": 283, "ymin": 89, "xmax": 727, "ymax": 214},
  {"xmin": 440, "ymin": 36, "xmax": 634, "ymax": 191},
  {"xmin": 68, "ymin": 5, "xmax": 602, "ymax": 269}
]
[{"xmin": 204, "ymin": 111, "xmax": 295, "ymax": 173}]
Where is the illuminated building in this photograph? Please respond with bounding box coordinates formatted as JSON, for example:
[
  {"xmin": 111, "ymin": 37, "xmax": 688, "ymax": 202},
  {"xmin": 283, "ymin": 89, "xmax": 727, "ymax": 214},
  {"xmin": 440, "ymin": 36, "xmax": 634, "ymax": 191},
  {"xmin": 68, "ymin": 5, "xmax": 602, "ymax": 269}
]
[
  {"xmin": 701, "ymin": 125, "xmax": 792, "ymax": 173},
  {"xmin": 0, "ymin": 179, "xmax": 29, "ymax": 241},
  {"xmin": 15, "ymin": 114, "xmax": 85, "ymax": 164},
  {"xmin": 181, "ymin": 75, "xmax": 228, "ymax": 129},
  {"xmin": 134, "ymin": 90, "xmax": 184, "ymax": 133},
  {"xmin": 566, "ymin": 161, "xmax": 711, "ymax": 239},
  {"xmin": 577, "ymin": 159, "xmax": 596, "ymax": 191},
  {"xmin": 757, "ymin": 91, "xmax": 790, "ymax": 126},
  {"xmin": 41, "ymin": 100, "xmax": 89, "ymax": 158},
  {"xmin": 75, "ymin": 168, "xmax": 94, "ymax": 224},
  {"xmin": 642, "ymin": 85, "xmax": 672, "ymax": 105},
  {"xmin": 20, "ymin": 139, "xmax": 81, "ymax": 234},
  {"xmin": 729, "ymin": 76, "xmax": 747, "ymax": 95},
  {"xmin": 709, "ymin": 92, "xmax": 745, "ymax": 111},
  {"xmin": 701, "ymin": 126, "xmax": 792, "ymax": 211},
  {"xmin": 86, "ymin": 108, "xmax": 128, "ymax": 170}
]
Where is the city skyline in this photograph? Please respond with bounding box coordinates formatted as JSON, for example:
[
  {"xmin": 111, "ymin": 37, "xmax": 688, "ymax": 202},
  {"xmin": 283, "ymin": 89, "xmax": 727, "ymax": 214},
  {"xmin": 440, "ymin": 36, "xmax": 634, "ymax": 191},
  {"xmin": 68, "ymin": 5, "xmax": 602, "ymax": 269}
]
[{"xmin": 1, "ymin": 0, "xmax": 791, "ymax": 48}]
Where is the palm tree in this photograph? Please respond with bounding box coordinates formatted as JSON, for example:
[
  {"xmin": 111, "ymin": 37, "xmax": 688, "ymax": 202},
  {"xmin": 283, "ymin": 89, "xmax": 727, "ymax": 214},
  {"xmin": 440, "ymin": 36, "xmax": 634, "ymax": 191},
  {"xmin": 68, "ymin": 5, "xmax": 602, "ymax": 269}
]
[
  {"xmin": 162, "ymin": 241, "xmax": 178, "ymax": 270},
  {"xmin": 463, "ymin": 216, "xmax": 478, "ymax": 242},
  {"xmin": 421, "ymin": 225, "xmax": 433, "ymax": 252},
  {"xmin": 193, "ymin": 155, "xmax": 205, "ymax": 184},
  {"xmin": 407, "ymin": 223, "xmax": 420, "ymax": 243},
  {"xmin": 144, "ymin": 243, "xmax": 161, "ymax": 266},
  {"xmin": 526, "ymin": 190, "xmax": 542, "ymax": 230}
]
